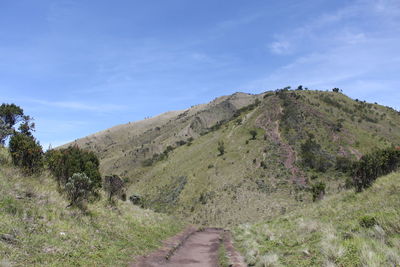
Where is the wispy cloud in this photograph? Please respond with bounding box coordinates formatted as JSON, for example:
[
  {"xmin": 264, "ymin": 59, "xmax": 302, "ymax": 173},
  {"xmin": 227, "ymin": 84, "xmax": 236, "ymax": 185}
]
[
  {"xmin": 32, "ymin": 99, "xmax": 127, "ymax": 112},
  {"xmin": 269, "ymin": 41, "xmax": 292, "ymax": 55},
  {"xmin": 249, "ymin": 0, "xmax": 400, "ymax": 110}
]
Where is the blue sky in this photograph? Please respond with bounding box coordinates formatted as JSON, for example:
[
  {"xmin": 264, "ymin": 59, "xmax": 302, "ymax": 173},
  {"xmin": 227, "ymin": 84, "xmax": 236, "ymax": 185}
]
[{"xmin": 1, "ymin": 0, "xmax": 399, "ymax": 148}]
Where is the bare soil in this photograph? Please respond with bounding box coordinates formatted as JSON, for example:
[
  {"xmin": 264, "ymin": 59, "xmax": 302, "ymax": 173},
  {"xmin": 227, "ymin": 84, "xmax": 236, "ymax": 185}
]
[{"xmin": 131, "ymin": 227, "xmax": 246, "ymax": 267}]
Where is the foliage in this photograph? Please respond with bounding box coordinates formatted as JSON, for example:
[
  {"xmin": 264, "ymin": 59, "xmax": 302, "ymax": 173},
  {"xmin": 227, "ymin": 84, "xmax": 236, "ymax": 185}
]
[
  {"xmin": 103, "ymin": 174, "xmax": 125, "ymax": 202},
  {"xmin": 234, "ymin": 172, "xmax": 400, "ymax": 267},
  {"xmin": 249, "ymin": 130, "xmax": 257, "ymax": 140},
  {"xmin": 335, "ymin": 156, "xmax": 353, "ymax": 174},
  {"xmin": 352, "ymin": 147, "xmax": 400, "ymax": 192},
  {"xmin": 359, "ymin": 215, "xmax": 377, "ymax": 228},
  {"xmin": 46, "ymin": 146, "xmax": 101, "ymax": 189},
  {"xmin": 8, "ymin": 133, "xmax": 43, "ymax": 174},
  {"xmin": 65, "ymin": 172, "xmax": 95, "ymax": 207},
  {"xmin": 218, "ymin": 140, "xmax": 225, "ymax": 155},
  {"xmin": 300, "ymin": 135, "xmax": 332, "ymax": 172},
  {"xmin": 0, "ymin": 103, "xmax": 24, "ymax": 144},
  {"xmin": 311, "ymin": 182, "xmax": 326, "ymax": 201},
  {"xmin": 0, "ymin": 163, "xmax": 182, "ymax": 266}
]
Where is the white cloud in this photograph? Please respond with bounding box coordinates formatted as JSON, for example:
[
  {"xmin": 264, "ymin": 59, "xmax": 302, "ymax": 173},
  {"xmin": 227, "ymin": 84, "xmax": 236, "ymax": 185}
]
[
  {"xmin": 248, "ymin": 0, "xmax": 400, "ymax": 110},
  {"xmin": 269, "ymin": 41, "xmax": 292, "ymax": 55}
]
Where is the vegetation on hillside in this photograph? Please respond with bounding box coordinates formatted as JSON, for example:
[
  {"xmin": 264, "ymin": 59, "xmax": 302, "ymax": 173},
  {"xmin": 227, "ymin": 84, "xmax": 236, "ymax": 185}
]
[
  {"xmin": 120, "ymin": 89, "xmax": 400, "ymax": 226},
  {"xmin": 0, "ymin": 102, "xmax": 183, "ymax": 266},
  {"xmin": 0, "ymin": 152, "xmax": 182, "ymax": 266},
  {"xmin": 233, "ymin": 171, "xmax": 400, "ymax": 266}
]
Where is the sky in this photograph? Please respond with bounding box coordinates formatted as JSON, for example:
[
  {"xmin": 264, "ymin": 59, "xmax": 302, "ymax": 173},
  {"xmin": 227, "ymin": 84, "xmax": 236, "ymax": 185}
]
[{"xmin": 1, "ymin": 0, "xmax": 399, "ymax": 148}]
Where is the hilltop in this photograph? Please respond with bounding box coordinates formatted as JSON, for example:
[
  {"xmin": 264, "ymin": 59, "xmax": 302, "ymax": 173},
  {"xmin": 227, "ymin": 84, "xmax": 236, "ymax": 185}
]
[{"xmin": 65, "ymin": 89, "xmax": 400, "ymax": 226}]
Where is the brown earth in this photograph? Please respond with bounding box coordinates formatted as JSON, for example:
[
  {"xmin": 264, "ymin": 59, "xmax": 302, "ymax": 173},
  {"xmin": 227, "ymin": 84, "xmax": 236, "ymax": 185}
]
[{"xmin": 131, "ymin": 227, "xmax": 246, "ymax": 267}]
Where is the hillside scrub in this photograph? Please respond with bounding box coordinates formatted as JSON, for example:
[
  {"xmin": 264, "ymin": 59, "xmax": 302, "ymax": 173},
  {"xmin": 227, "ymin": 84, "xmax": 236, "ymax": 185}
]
[
  {"xmin": 45, "ymin": 146, "xmax": 101, "ymax": 190},
  {"xmin": 0, "ymin": 149, "xmax": 183, "ymax": 266},
  {"xmin": 233, "ymin": 171, "xmax": 400, "ymax": 266},
  {"xmin": 352, "ymin": 147, "xmax": 400, "ymax": 191}
]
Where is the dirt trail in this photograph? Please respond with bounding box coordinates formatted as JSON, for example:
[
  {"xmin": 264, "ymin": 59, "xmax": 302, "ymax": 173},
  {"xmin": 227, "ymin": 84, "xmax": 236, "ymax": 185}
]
[{"xmin": 131, "ymin": 228, "xmax": 246, "ymax": 267}]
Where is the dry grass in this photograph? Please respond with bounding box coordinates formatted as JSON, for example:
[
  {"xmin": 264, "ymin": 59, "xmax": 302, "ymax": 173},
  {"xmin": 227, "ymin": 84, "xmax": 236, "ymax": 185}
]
[
  {"xmin": 0, "ymin": 150, "xmax": 183, "ymax": 266},
  {"xmin": 233, "ymin": 171, "xmax": 400, "ymax": 266}
]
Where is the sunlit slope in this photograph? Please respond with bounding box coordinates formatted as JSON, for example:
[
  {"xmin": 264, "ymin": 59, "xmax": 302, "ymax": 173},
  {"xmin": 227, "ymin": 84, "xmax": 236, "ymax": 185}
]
[
  {"xmin": 0, "ymin": 149, "xmax": 182, "ymax": 266},
  {"xmin": 233, "ymin": 171, "xmax": 400, "ymax": 266},
  {"xmin": 64, "ymin": 92, "xmax": 260, "ymax": 176},
  {"xmin": 125, "ymin": 90, "xmax": 400, "ymax": 226}
]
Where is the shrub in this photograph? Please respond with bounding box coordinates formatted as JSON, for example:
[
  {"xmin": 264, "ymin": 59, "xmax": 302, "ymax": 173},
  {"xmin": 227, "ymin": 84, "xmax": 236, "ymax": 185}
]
[
  {"xmin": 103, "ymin": 175, "xmax": 125, "ymax": 202},
  {"xmin": 311, "ymin": 182, "xmax": 326, "ymax": 201},
  {"xmin": 218, "ymin": 141, "xmax": 225, "ymax": 156},
  {"xmin": 300, "ymin": 136, "xmax": 331, "ymax": 172},
  {"xmin": 129, "ymin": 194, "xmax": 143, "ymax": 206},
  {"xmin": 335, "ymin": 156, "xmax": 353, "ymax": 173},
  {"xmin": 9, "ymin": 133, "xmax": 43, "ymax": 174},
  {"xmin": 249, "ymin": 130, "xmax": 257, "ymax": 140},
  {"xmin": 359, "ymin": 215, "xmax": 377, "ymax": 228},
  {"xmin": 46, "ymin": 146, "xmax": 101, "ymax": 189},
  {"xmin": 65, "ymin": 172, "xmax": 95, "ymax": 208},
  {"xmin": 352, "ymin": 147, "xmax": 400, "ymax": 192}
]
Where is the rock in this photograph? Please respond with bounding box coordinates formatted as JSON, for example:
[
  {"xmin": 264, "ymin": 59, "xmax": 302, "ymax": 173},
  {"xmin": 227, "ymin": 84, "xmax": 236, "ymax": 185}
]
[{"xmin": 0, "ymin": 234, "xmax": 17, "ymax": 244}]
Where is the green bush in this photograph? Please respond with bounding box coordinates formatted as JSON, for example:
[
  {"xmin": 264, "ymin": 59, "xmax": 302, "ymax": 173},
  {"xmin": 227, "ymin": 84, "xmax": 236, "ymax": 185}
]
[
  {"xmin": 218, "ymin": 141, "xmax": 225, "ymax": 156},
  {"xmin": 300, "ymin": 135, "xmax": 331, "ymax": 172},
  {"xmin": 311, "ymin": 182, "xmax": 326, "ymax": 201},
  {"xmin": 103, "ymin": 174, "xmax": 125, "ymax": 202},
  {"xmin": 9, "ymin": 133, "xmax": 43, "ymax": 174},
  {"xmin": 46, "ymin": 146, "xmax": 101, "ymax": 189},
  {"xmin": 335, "ymin": 156, "xmax": 353, "ymax": 173},
  {"xmin": 359, "ymin": 215, "xmax": 377, "ymax": 228},
  {"xmin": 352, "ymin": 147, "xmax": 400, "ymax": 192},
  {"xmin": 65, "ymin": 172, "xmax": 95, "ymax": 208},
  {"xmin": 249, "ymin": 130, "xmax": 257, "ymax": 140}
]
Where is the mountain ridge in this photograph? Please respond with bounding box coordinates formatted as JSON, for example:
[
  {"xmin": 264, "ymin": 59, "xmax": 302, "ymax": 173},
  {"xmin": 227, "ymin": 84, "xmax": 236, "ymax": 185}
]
[{"xmin": 62, "ymin": 89, "xmax": 400, "ymax": 226}]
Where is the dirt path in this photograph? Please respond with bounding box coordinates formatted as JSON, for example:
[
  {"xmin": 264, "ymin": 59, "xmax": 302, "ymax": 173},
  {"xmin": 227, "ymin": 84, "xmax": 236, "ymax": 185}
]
[
  {"xmin": 162, "ymin": 229, "xmax": 222, "ymax": 267},
  {"xmin": 131, "ymin": 227, "xmax": 246, "ymax": 267}
]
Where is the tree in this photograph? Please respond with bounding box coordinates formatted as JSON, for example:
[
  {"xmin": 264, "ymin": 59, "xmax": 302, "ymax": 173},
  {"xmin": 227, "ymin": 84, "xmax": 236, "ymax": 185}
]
[
  {"xmin": 332, "ymin": 88, "xmax": 340, "ymax": 93},
  {"xmin": 65, "ymin": 173, "xmax": 94, "ymax": 208},
  {"xmin": 217, "ymin": 141, "xmax": 225, "ymax": 156},
  {"xmin": 0, "ymin": 103, "xmax": 24, "ymax": 128},
  {"xmin": 9, "ymin": 132, "xmax": 43, "ymax": 174},
  {"xmin": 103, "ymin": 175, "xmax": 125, "ymax": 202},
  {"xmin": 0, "ymin": 103, "xmax": 24, "ymax": 144},
  {"xmin": 18, "ymin": 115, "xmax": 35, "ymax": 136},
  {"xmin": 249, "ymin": 130, "xmax": 257, "ymax": 140}
]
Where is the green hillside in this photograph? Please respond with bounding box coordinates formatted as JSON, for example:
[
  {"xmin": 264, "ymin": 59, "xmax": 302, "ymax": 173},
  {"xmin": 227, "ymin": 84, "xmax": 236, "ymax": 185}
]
[
  {"xmin": 0, "ymin": 148, "xmax": 182, "ymax": 266},
  {"xmin": 67, "ymin": 89, "xmax": 400, "ymax": 226},
  {"xmin": 233, "ymin": 171, "xmax": 400, "ymax": 266}
]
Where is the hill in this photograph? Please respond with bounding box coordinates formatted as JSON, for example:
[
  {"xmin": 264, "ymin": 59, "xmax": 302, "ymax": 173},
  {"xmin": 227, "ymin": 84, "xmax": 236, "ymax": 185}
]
[
  {"xmin": 65, "ymin": 89, "xmax": 400, "ymax": 226},
  {"xmin": 0, "ymin": 148, "xmax": 182, "ymax": 266},
  {"xmin": 233, "ymin": 171, "xmax": 400, "ymax": 266}
]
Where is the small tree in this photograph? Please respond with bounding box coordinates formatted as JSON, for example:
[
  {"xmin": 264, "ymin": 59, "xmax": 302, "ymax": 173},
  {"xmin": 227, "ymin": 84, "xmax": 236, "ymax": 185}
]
[
  {"xmin": 103, "ymin": 175, "xmax": 125, "ymax": 202},
  {"xmin": 332, "ymin": 88, "xmax": 340, "ymax": 93},
  {"xmin": 65, "ymin": 172, "xmax": 94, "ymax": 208},
  {"xmin": 9, "ymin": 132, "xmax": 43, "ymax": 174},
  {"xmin": 218, "ymin": 141, "xmax": 225, "ymax": 156},
  {"xmin": 249, "ymin": 130, "xmax": 257, "ymax": 140}
]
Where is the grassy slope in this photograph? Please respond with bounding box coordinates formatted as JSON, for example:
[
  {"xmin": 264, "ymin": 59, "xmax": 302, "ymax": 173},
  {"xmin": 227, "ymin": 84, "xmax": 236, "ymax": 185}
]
[
  {"xmin": 0, "ymin": 149, "xmax": 183, "ymax": 266},
  {"xmin": 126, "ymin": 91, "xmax": 400, "ymax": 227},
  {"xmin": 233, "ymin": 171, "xmax": 400, "ymax": 266}
]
